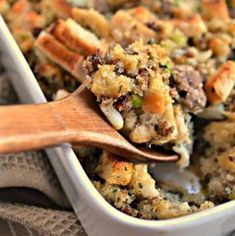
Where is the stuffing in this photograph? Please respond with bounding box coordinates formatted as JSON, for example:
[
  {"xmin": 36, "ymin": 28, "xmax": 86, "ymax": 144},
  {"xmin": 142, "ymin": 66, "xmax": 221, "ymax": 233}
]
[
  {"xmin": 140, "ymin": 199, "xmax": 214, "ymax": 220},
  {"xmin": 138, "ymin": 198, "xmax": 192, "ymax": 219},
  {"xmin": 72, "ymin": 8, "xmax": 109, "ymax": 38},
  {"xmin": 199, "ymin": 121, "xmax": 235, "ymax": 201},
  {"xmin": 205, "ymin": 61, "xmax": 235, "ymax": 104},
  {"xmin": 147, "ymin": 14, "xmax": 207, "ymax": 40},
  {"xmin": 94, "ymin": 160, "xmax": 214, "ymax": 220},
  {"xmin": 6, "ymin": 0, "xmax": 31, "ymax": 22},
  {"xmin": 11, "ymin": 28, "xmax": 34, "ymax": 53},
  {"xmin": 126, "ymin": 6, "xmax": 156, "ymax": 24},
  {"xmin": 84, "ymin": 41, "xmax": 201, "ymax": 167},
  {"xmin": 85, "ymin": 41, "xmax": 181, "ymax": 145},
  {"xmin": 224, "ymin": 88, "xmax": 235, "ymax": 112},
  {"xmin": 35, "ymin": 63, "xmax": 62, "ymax": 82},
  {"xmin": 51, "ymin": 0, "xmax": 73, "ymax": 19},
  {"xmin": 201, "ymin": 0, "xmax": 230, "ymax": 21},
  {"xmin": 5, "ymin": 0, "xmax": 235, "ymax": 222},
  {"xmin": 129, "ymin": 164, "xmax": 159, "ymax": 198},
  {"xmin": 226, "ymin": 20, "xmax": 235, "ymax": 36},
  {"xmin": 106, "ymin": 0, "xmax": 137, "ymax": 10},
  {"xmin": 31, "ymin": 50, "xmax": 80, "ymax": 100},
  {"xmin": 0, "ymin": 0, "xmax": 9, "ymax": 16},
  {"xmin": 39, "ymin": 0, "xmax": 56, "ymax": 24},
  {"xmin": 34, "ymin": 62, "xmax": 64, "ymax": 96},
  {"xmin": 218, "ymin": 148, "xmax": 235, "ymax": 173},
  {"xmin": 96, "ymin": 151, "xmax": 134, "ymax": 186},
  {"xmin": 172, "ymin": 14, "xmax": 207, "ymax": 38},
  {"xmin": 49, "ymin": 19, "xmax": 104, "ymax": 56},
  {"xmin": 93, "ymin": 181, "xmax": 138, "ymax": 216},
  {"xmin": 90, "ymin": 64, "xmax": 134, "ymax": 98},
  {"xmin": 9, "ymin": 11, "xmax": 47, "ymax": 33},
  {"xmin": 171, "ymin": 65, "xmax": 207, "ymax": 114},
  {"xmin": 151, "ymin": 21, "xmax": 180, "ymax": 45},
  {"xmin": 208, "ymin": 37, "xmax": 231, "ymax": 58},
  {"xmin": 203, "ymin": 121, "xmax": 235, "ymax": 150},
  {"xmin": 109, "ymin": 11, "xmax": 156, "ymax": 46},
  {"xmin": 170, "ymin": 1, "xmax": 198, "ymax": 19},
  {"xmin": 38, "ymin": 0, "xmax": 73, "ymax": 23},
  {"xmin": 200, "ymin": 159, "xmax": 235, "ymax": 201}
]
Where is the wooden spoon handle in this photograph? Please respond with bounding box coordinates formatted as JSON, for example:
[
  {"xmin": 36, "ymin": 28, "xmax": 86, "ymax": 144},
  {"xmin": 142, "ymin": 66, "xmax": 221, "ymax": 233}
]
[{"xmin": 0, "ymin": 102, "xmax": 69, "ymax": 154}]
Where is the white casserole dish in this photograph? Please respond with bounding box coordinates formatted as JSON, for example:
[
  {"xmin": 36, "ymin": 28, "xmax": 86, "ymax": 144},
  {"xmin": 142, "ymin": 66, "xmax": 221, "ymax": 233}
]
[{"xmin": 0, "ymin": 15, "xmax": 235, "ymax": 236}]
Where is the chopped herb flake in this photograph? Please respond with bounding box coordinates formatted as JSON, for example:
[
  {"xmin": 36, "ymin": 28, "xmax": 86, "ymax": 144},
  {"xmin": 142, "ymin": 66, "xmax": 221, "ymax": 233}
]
[
  {"xmin": 118, "ymin": 85, "xmax": 123, "ymax": 93},
  {"xmin": 138, "ymin": 183, "xmax": 143, "ymax": 189},
  {"xmin": 132, "ymin": 95, "xmax": 143, "ymax": 109},
  {"xmin": 112, "ymin": 188, "xmax": 118, "ymax": 193},
  {"xmin": 159, "ymin": 62, "xmax": 173, "ymax": 71}
]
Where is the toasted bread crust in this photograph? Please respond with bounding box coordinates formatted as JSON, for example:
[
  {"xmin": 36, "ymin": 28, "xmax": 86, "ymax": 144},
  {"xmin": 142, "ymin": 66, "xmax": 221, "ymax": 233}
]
[
  {"xmin": 72, "ymin": 8, "xmax": 109, "ymax": 38},
  {"xmin": 97, "ymin": 151, "xmax": 134, "ymax": 186},
  {"xmin": 35, "ymin": 32, "xmax": 84, "ymax": 80},
  {"xmin": 201, "ymin": 0, "xmax": 230, "ymax": 21},
  {"xmin": 205, "ymin": 61, "xmax": 235, "ymax": 104},
  {"xmin": 49, "ymin": 19, "xmax": 103, "ymax": 56}
]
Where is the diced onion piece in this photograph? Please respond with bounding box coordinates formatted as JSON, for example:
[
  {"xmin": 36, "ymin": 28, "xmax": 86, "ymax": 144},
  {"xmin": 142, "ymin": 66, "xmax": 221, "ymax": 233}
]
[
  {"xmin": 197, "ymin": 104, "xmax": 225, "ymax": 120},
  {"xmin": 100, "ymin": 104, "xmax": 124, "ymax": 130},
  {"xmin": 53, "ymin": 89, "xmax": 70, "ymax": 100},
  {"xmin": 173, "ymin": 144, "xmax": 190, "ymax": 169}
]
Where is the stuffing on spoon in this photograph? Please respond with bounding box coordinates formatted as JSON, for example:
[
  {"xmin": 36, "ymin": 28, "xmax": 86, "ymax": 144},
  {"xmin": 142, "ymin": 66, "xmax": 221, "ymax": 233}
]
[{"xmin": 84, "ymin": 40, "xmax": 207, "ymax": 168}]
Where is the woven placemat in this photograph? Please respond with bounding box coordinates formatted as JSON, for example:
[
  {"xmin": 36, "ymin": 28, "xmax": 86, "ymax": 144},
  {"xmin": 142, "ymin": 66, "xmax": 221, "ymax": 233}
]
[{"xmin": 0, "ymin": 69, "xmax": 87, "ymax": 235}]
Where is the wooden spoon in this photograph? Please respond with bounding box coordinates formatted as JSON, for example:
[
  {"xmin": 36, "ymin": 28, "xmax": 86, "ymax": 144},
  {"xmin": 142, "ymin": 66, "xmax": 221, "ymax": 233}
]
[{"xmin": 0, "ymin": 84, "xmax": 178, "ymax": 162}]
